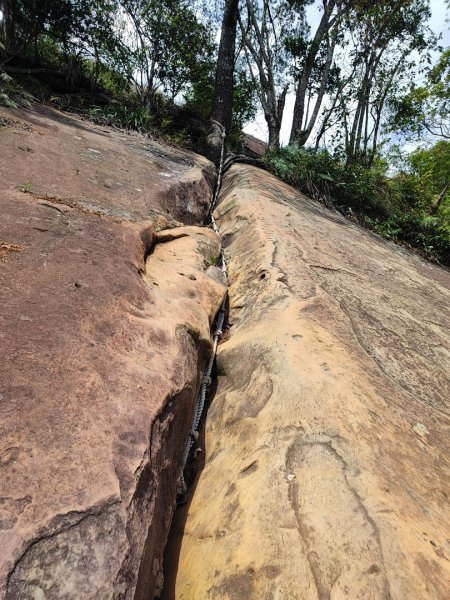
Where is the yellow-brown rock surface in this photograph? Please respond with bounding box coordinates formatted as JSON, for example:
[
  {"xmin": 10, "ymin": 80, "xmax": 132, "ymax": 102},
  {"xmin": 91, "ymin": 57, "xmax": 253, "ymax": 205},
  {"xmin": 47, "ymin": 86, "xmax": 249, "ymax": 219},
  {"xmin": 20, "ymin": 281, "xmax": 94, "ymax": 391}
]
[{"xmin": 171, "ymin": 165, "xmax": 450, "ymax": 599}]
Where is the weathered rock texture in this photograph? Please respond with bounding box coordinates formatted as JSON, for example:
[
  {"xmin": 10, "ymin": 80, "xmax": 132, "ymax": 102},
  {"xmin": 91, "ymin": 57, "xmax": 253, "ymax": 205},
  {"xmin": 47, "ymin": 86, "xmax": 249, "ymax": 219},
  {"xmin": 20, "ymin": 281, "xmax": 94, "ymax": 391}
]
[
  {"xmin": 171, "ymin": 165, "xmax": 450, "ymax": 599},
  {"xmin": 0, "ymin": 106, "xmax": 225, "ymax": 599}
]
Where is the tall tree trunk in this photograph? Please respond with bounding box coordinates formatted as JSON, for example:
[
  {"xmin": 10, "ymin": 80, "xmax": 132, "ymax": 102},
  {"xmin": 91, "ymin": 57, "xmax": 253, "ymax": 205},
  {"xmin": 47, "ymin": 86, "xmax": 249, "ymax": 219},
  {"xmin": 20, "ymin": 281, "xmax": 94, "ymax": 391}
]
[
  {"xmin": 268, "ymin": 120, "xmax": 280, "ymax": 149},
  {"xmin": 299, "ymin": 29, "xmax": 337, "ymax": 147},
  {"xmin": 429, "ymin": 181, "xmax": 450, "ymax": 216},
  {"xmin": 238, "ymin": 1, "xmax": 287, "ymax": 152},
  {"xmin": 1, "ymin": 0, "xmax": 16, "ymax": 53},
  {"xmin": 208, "ymin": 0, "xmax": 239, "ymax": 163},
  {"xmin": 289, "ymin": 0, "xmax": 338, "ymax": 144}
]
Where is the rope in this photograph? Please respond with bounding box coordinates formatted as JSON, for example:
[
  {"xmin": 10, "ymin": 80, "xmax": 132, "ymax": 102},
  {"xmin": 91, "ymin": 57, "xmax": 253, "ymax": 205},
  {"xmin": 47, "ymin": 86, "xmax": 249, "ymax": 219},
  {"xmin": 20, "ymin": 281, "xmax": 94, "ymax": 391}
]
[
  {"xmin": 178, "ymin": 123, "xmax": 228, "ymax": 496},
  {"xmin": 210, "ymin": 121, "xmax": 227, "ymax": 214}
]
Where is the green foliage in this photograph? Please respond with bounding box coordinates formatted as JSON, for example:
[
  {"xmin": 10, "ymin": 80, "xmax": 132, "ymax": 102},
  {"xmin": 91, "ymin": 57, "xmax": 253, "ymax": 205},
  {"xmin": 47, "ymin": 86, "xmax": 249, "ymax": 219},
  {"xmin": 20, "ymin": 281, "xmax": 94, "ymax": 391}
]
[
  {"xmin": 88, "ymin": 103, "xmax": 154, "ymax": 131},
  {"xmin": 265, "ymin": 145, "xmax": 450, "ymax": 266},
  {"xmin": 0, "ymin": 0, "xmax": 222, "ymax": 149},
  {"xmin": 17, "ymin": 181, "xmax": 33, "ymax": 193},
  {"xmin": 1, "ymin": 0, "xmax": 215, "ymax": 108},
  {"xmin": 409, "ymin": 141, "xmax": 450, "ymax": 208},
  {"xmin": 368, "ymin": 214, "xmax": 450, "ymax": 264},
  {"xmin": 388, "ymin": 141, "xmax": 450, "ymax": 218},
  {"xmin": 228, "ymin": 69, "xmax": 258, "ymax": 150},
  {"xmin": 119, "ymin": 0, "xmax": 215, "ymax": 106},
  {"xmin": 3, "ymin": 0, "xmax": 123, "ymax": 63},
  {"xmin": 388, "ymin": 47, "xmax": 450, "ymax": 140},
  {"xmin": 265, "ymin": 146, "xmax": 393, "ymax": 218},
  {"xmin": 184, "ymin": 64, "xmax": 258, "ymax": 150},
  {"xmin": 0, "ymin": 72, "xmax": 33, "ymax": 108}
]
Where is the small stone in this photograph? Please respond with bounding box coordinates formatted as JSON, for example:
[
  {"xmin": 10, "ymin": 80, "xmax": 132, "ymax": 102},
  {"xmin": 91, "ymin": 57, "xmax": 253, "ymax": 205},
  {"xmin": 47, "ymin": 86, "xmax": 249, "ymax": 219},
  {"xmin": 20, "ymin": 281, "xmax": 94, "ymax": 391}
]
[{"xmin": 413, "ymin": 422, "xmax": 429, "ymax": 437}]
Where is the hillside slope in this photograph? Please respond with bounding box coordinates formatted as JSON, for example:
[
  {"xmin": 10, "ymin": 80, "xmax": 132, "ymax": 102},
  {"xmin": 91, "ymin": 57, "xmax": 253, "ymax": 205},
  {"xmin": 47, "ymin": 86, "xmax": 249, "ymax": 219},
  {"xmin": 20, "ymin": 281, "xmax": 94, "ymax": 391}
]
[{"xmin": 1, "ymin": 106, "xmax": 449, "ymax": 600}]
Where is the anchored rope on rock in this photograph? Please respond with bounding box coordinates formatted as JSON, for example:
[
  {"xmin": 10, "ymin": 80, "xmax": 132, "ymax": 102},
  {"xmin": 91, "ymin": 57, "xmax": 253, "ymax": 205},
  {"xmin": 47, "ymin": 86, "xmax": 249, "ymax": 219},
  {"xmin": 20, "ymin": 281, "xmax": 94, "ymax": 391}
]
[
  {"xmin": 178, "ymin": 123, "xmax": 228, "ymax": 496},
  {"xmin": 210, "ymin": 120, "xmax": 227, "ymax": 215}
]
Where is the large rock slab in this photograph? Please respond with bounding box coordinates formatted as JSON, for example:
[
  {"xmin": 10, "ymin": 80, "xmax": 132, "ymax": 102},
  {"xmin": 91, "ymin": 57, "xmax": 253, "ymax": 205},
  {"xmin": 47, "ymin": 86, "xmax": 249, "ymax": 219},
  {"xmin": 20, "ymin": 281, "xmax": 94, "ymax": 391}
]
[
  {"xmin": 0, "ymin": 106, "xmax": 225, "ymax": 599},
  {"xmin": 171, "ymin": 165, "xmax": 450, "ymax": 599},
  {"xmin": 0, "ymin": 104, "xmax": 213, "ymax": 224}
]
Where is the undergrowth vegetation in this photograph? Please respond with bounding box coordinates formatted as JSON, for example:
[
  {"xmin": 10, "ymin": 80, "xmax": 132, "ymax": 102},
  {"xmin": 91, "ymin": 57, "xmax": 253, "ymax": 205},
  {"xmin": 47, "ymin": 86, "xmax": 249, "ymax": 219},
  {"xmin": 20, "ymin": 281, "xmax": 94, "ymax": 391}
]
[
  {"xmin": 0, "ymin": 1, "xmax": 255, "ymax": 150},
  {"xmin": 265, "ymin": 145, "xmax": 450, "ymax": 266}
]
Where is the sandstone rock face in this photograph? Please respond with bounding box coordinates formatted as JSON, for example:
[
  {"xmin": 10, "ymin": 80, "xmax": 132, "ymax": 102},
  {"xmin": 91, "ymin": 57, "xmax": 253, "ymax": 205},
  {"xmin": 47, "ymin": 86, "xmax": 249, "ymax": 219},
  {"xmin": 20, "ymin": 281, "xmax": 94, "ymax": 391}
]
[
  {"xmin": 171, "ymin": 165, "xmax": 450, "ymax": 599},
  {"xmin": 0, "ymin": 107, "xmax": 225, "ymax": 599},
  {"xmin": 0, "ymin": 105, "xmax": 214, "ymax": 225}
]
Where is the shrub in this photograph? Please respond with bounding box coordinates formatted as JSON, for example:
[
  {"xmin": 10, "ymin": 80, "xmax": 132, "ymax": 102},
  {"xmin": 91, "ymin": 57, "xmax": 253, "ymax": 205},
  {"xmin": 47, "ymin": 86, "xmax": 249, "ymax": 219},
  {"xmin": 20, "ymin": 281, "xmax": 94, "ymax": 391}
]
[
  {"xmin": 391, "ymin": 214, "xmax": 450, "ymax": 264},
  {"xmin": 264, "ymin": 146, "xmax": 450, "ymax": 266},
  {"xmin": 265, "ymin": 146, "xmax": 393, "ymax": 219},
  {"xmin": 0, "ymin": 72, "xmax": 33, "ymax": 109},
  {"xmin": 88, "ymin": 103, "xmax": 154, "ymax": 131}
]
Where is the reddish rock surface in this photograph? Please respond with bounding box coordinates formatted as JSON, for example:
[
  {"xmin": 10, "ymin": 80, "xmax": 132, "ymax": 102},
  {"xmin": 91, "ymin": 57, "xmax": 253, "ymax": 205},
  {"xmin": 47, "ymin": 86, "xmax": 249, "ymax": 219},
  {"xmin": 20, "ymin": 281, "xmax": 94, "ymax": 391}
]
[
  {"xmin": 0, "ymin": 104, "xmax": 213, "ymax": 224},
  {"xmin": 0, "ymin": 106, "xmax": 225, "ymax": 599}
]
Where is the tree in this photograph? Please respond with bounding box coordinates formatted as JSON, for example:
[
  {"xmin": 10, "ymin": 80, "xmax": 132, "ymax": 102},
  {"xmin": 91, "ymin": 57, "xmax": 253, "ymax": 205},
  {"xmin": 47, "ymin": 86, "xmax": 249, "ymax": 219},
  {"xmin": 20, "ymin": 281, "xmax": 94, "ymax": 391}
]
[
  {"xmin": 289, "ymin": 0, "xmax": 350, "ymax": 145},
  {"xmin": 344, "ymin": 0, "xmax": 433, "ymax": 164},
  {"xmin": 0, "ymin": 0, "xmax": 16, "ymax": 53},
  {"xmin": 310, "ymin": 0, "xmax": 434, "ymax": 165},
  {"xmin": 238, "ymin": 0, "xmax": 294, "ymax": 149},
  {"xmin": 211, "ymin": 0, "xmax": 239, "ymax": 132},
  {"xmin": 388, "ymin": 48, "xmax": 450, "ymax": 141},
  {"xmin": 207, "ymin": 0, "xmax": 239, "ymax": 163},
  {"xmin": 0, "ymin": 0, "xmax": 124, "ymax": 67},
  {"xmin": 118, "ymin": 0, "xmax": 214, "ymax": 108},
  {"xmin": 409, "ymin": 141, "xmax": 450, "ymax": 215}
]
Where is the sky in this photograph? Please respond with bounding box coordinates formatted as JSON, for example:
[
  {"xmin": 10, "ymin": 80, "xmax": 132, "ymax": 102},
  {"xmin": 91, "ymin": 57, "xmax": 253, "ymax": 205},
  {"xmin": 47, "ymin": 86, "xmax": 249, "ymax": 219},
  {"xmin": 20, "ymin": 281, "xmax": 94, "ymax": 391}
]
[{"xmin": 243, "ymin": 0, "xmax": 450, "ymax": 145}]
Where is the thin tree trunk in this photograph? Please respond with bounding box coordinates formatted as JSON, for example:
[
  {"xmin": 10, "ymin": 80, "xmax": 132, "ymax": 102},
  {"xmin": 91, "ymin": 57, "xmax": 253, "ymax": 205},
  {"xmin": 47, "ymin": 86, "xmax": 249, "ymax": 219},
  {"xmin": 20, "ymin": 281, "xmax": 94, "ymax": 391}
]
[
  {"xmin": 429, "ymin": 181, "xmax": 450, "ymax": 215},
  {"xmin": 289, "ymin": 0, "xmax": 341, "ymax": 144},
  {"xmin": 211, "ymin": 0, "xmax": 239, "ymax": 133},
  {"xmin": 354, "ymin": 78, "xmax": 371, "ymax": 159},
  {"xmin": 1, "ymin": 0, "xmax": 16, "ymax": 53},
  {"xmin": 272, "ymin": 85, "xmax": 288, "ymax": 148},
  {"xmin": 299, "ymin": 28, "xmax": 337, "ymax": 147},
  {"xmin": 362, "ymin": 96, "xmax": 370, "ymax": 157},
  {"xmin": 238, "ymin": 2, "xmax": 286, "ymax": 151},
  {"xmin": 370, "ymin": 107, "xmax": 382, "ymax": 165},
  {"xmin": 303, "ymin": 92, "xmax": 311, "ymax": 130}
]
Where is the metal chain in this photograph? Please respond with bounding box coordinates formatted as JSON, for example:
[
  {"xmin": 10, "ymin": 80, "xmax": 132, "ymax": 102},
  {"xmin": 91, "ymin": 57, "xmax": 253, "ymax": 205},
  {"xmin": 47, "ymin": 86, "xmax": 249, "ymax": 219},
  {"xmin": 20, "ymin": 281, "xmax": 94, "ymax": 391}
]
[{"xmin": 178, "ymin": 124, "xmax": 228, "ymax": 495}]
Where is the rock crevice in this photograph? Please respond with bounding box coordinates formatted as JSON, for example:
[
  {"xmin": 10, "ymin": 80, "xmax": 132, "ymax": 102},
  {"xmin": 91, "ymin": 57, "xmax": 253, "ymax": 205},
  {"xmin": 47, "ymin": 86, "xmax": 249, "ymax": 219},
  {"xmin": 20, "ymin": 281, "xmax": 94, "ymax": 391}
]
[{"xmin": 0, "ymin": 105, "xmax": 226, "ymax": 599}]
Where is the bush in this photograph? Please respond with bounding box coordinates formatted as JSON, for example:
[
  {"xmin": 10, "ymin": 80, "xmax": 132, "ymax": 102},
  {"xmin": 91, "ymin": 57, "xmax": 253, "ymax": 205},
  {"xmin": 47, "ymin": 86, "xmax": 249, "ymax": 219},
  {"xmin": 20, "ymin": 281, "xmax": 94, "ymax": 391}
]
[
  {"xmin": 0, "ymin": 72, "xmax": 34, "ymax": 109},
  {"xmin": 88, "ymin": 103, "xmax": 154, "ymax": 131},
  {"xmin": 390, "ymin": 214, "xmax": 450, "ymax": 263},
  {"xmin": 265, "ymin": 146, "xmax": 393, "ymax": 219},
  {"xmin": 264, "ymin": 146, "xmax": 450, "ymax": 266}
]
